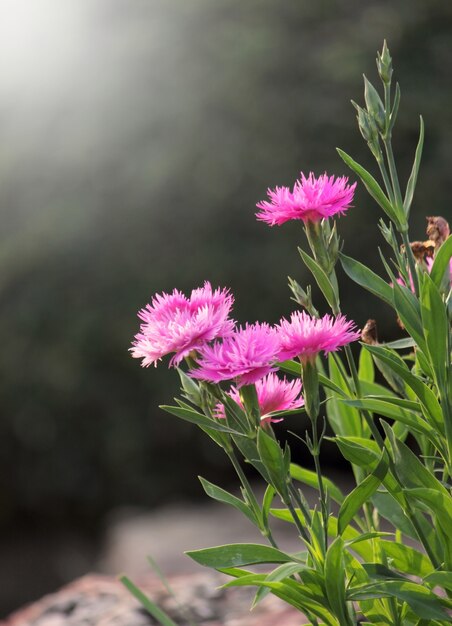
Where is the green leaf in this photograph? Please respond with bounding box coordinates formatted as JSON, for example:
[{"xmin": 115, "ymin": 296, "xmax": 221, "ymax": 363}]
[
  {"xmin": 290, "ymin": 463, "xmax": 344, "ymax": 504},
  {"xmin": 403, "ymin": 116, "xmax": 424, "ymax": 217},
  {"xmin": 424, "ymin": 571, "xmax": 452, "ymax": 592},
  {"xmin": 342, "ymin": 398, "xmax": 442, "ymax": 451},
  {"xmin": 223, "ymin": 576, "xmax": 337, "ymax": 625},
  {"xmin": 391, "ymin": 279, "xmax": 427, "ymax": 353},
  {"xmin": 362, "ymin": 563, "xmax": 408, "ymax": 581},
  {"xmin": 338, "ymin": 450, "xmax": 388, "ymax": 535},
  {"xmin": 339, "ymin": 252, "xmax": 394, "ymax": 306},
  {"xmin": 372, "ymin": 491, "xmax": 417, "ymax": 538},
  {"xmin": 326, "ymin": 354, "xmax": 363, "ymax": 438},
  {"xmin": 324, "ymin": 537, "xmax": 348, "ymax": 624},
  {"xmin": 160, "ymin": 404, "xmax": 242, "ymax": 434},
  {"xmin": 405, "ymin": 487, "xmax": 452, "ymax": 534},
  {"xmin": 429, "ymin": 234, "xmax": 452, "ymax": 288},
  {"xmin": 177, "ymin": 368, "xmax": 202, "ymax": 406},
  {"xmin": 348, "ymin": 580, "xmax": 448, "ymax": 620},
  {"xmin": 420, "ymin": 274, "xmax": 449, "ymax": 389},
  {"xmin": 382, "ymin": 423, "xmax": 450, "ymax": 497},
  {"xmin": 379, "ymin": 540, "xmax": 434, "ymax": 578},
  {"xmin": 261, "ymin": 484, "xmax": 276, "ymax": 532},
  {"xmin": 252, "ymin": 561, "xmax": 307, "ymax": 607},
  {"xmin": 186, "ymin": 543, "xmax": 294, "ymax": 568},
  {"xmin": 383, "ymin": 337, "xmax": 417, "ymax": 350},
  {"xmin": 363, "ymin": 345, "xmax": 444, "ymax": 433},
  {"xmin": 298, "ymin": 248, "xmax": 338, "ymax": 310},
  {"xmin": 358, "ymin": 347, "xmax": 375, "ymax": 382},
  {"xmin": 336, "ymin": 149, "xmax": 400, "ymax": 224},
  {"xmin": 199, "ymin": 477, "xmax": 257, "ymax": 525},
  {"xmin": 120, "ymin": 576, "xmax": 179, "ymax": 626},
  {"xmin": 257, "ymin": 428, "xmax": 289, "ymax": 498}
]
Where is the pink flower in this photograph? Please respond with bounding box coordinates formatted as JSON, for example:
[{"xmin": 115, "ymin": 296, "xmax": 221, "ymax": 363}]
[
  {"xmin": 214, "ymin": 373, "xmax": 304, "ymax": 423},
  {"xmin": 277, "ymin": 311, "xmax": 360, "ymax": 362},
  {"xmin": 130, "ymin": 282, "xmax": 235, "ymax": 367},
  {"xmin": 256, "ymin": 172, "xmax": 356, "ymax": 226},
  {"xmin": 190, "ymin": 322, "xmax": 280, "ymax": 388}
]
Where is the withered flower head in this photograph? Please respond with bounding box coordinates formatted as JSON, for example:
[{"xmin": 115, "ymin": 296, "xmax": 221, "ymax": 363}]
[
  {"xmin": 361, "ymin": 319, "xmax": 378, "ymax": 345},
  {"xmin": 426, "ymin": 216, "xmax": 450, "ymax": 248},
  {"xmin": 408, "ymin": 240, "xmax": 436, "ymax": 261}
]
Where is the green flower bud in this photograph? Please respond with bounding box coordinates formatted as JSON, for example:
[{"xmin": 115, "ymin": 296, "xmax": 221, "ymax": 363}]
[
  {"xmin": 364, "ymin": 76, "xmax": 386, "ymax": 131},
  {"xmin": 376, "ymin": 40, "xmax": 393, "ymax": 85}
]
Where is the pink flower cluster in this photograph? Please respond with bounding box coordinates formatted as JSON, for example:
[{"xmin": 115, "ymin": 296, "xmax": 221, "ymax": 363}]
[
  {"xmin": 256, "ymin": 172, "xmax": 356, "ymax": 226},
  {"xmin": 277, "ymin": 311, "xmax": 360, "ymax": 363},
  {"xmin": 214, "ymin": 373, "xmax": 304, "ymax": 423},
  {"xmin": 131, "ymin": 281, "xmax": 359, "ymax": 385},
  {"xmin": 130, "ymin": 282, "xmax": 234, "ymax": 367}
]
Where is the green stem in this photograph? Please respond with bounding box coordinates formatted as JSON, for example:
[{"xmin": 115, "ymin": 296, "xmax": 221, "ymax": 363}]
[
  {"xmin": 400, "ymin": 229, "xmax": 420, "ymax": 297},
  {"xmin": 226, "ymin": 449, "xmax": 279, "ymax": 544},
  {"xmin": 285, "ymin": 494, "xmax": 311, "ymax": 544}
]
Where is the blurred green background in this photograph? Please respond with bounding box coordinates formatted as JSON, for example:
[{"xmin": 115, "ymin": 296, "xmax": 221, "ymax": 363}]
[{"xmin": 0, "ymin": 0, "xmax": 451, "ymax": 614}]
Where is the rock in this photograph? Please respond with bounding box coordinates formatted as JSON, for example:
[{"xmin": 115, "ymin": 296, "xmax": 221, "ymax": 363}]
[{"xmin": 3, "ymin": 573, "xmax": 303, "ymax": 626}]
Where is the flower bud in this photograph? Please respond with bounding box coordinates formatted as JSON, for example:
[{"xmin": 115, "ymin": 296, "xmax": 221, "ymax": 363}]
[
  {"xmin": 353, "ymin": 101, "xmax": 378, "ymax": 143},
  {"xmin": 376, "ymin": 40, "xmax": 393, "ymax": 85},
  {"xmin": 288, "ymin": 278, "xmax": 319, "ymax": 317},
  {"xmin": 364, "ymin": 76, "xmax": 386, "ymax": 131}
]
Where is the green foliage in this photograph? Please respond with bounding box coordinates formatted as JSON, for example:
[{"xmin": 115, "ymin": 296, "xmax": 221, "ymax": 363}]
[{"xmin": 120, "ymin": 38, "xmax": 452, "ymax": 626}]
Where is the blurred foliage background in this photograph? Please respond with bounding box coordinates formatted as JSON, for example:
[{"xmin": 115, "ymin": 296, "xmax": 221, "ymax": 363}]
[{"xmin": 0, "ymin": 0, "xmax": 451, "ymax": 610}]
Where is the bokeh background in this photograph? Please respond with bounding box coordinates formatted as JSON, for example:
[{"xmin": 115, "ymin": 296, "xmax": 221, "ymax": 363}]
[{"xmin": 1, "ymin": 0, "xmax": 451, "ymax": 615}]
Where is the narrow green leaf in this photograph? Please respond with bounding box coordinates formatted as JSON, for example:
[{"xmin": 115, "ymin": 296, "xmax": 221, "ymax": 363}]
[
  {"xmin": 420, "ymin": 274, "xmax": 449, "ymax": 388},
  {"xmin": 403, "ymin": 116, "xmax": 424, "ymax": 217},
  {"xmin": 222, "ymin": 576, "xmax": 336, "ymax": 625},
  {"xmin": 257, "ymin": 428, "xmax": 289, "ymax": 498},
  {"xmin": 186, "ymin": 543, "xmax": 294, "ymax": 568},
  {"xmin": 362, "ymin": 563, "xmax": 408, "ymax": 581},
  {"xmin": 381, "ymin": 423, "xmax": 450, "ymax": 497},
  {"xmin": 348, "ymin": 580, "xmax": 447, "ymax": 620},
  {"xmin": 336, "ymin": 148, "xmax": 400, "ymax": 224},
  {"xmin": 339, "ymin": 252, "xmax": 394, "ymax": 306},
  {"xmin": 383, "ymin": 337, "xmax": 417, "ymax": 350},
  {"xmin": 120, "ymin": 576, "xmax": 179, "ymax": 626},
  {"xmin": 338, "ymin": 450, "xmax": 388, "ymax": 535},
  {"xmin": 392, "ymin": 279, "xmax": 427, "ymax": 353},
  {"xmin": 358, "ymin": 346, "xmax": 375, "ymax": 383},
  {"xmin": 199, "ymin": 477, "xmax": 256, "ymax": 525},
  {"xmin": 424, "ymin": 571, "xmax": 452, "ymax": 592},
  {"xmin": 363, "ymin": 344, "xmax": 444, "ymax": 433},
  {"xmin": 342, "ymin": 398, "xmax": 442, "ymax": 451},
  {"xmin": 252, "ymin": 562, "xmax": 307, "ymax": 607},
  {"xmin": 380, "ymin": 540, "xmax": 433, "ymax": 578},
  {"xmin": 290, "ymin": 463, "xmax": 344, "ymax": 504},
  {"xmin": 324, "ymin": 537, "xmax": 348, "ymax": 624},
  {"xmin": 298, "ymin": 248, "xmax": 338, "ymax": 310},
  {"xmin": 429, "ymin": 235, "xmax": 452, "ymax": 287},
  {"xmin": 405, "ymin": 487, "xmax": 452, "ymax": 534},
  {"xmin": 326, "ymin": 354, "xmax": 363, "ymax": 437},
  {"xmin": 160, "ymin": 404, "xmax": 242, "ymax": 434},
  {"xmin": 261, "ymin": 484, "xmax": 276, "ymax": 531}
]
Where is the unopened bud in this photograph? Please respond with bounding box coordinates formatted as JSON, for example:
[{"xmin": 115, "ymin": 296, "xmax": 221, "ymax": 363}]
[
  {"xmin": 426, "ymin": 216, "xmax": 450, "ymax": 248},
  {"xmin": 361, "ymin": 319, "xmax": 378, "ymax": 345},
  {"xmin": 288, "ymin": 278, "xmax": 319, "ymax": 317},
  {"xmin": 364, "ymin": 76, "xmax": 386, "ymax": 131},
  {"xmin": 327, "ymin": 222, "xmax": 340, "ymax": 263},
  {"xmin": 376, "ymin": 40, "xmax": 393, "ymax": 85}
]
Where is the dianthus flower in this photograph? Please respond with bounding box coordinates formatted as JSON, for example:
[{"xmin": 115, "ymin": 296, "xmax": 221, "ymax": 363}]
[
  {"xmin": 214, "ymin": 373, "xmax": 303, "ymax": 423},
  {"xmin": 256, "ymin": 172, "xmax": 356, "ymax": 226},
  {"xmin": 190, "ymin": 322, "xmax": 280, "ymax": 387},
  {"xmin": 277, "ymin": 311, "xmax": 360, "ymax": 363},
  {"xmin": 130, "ymin": 282, "xmax": 235, "ymax": 367}
]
